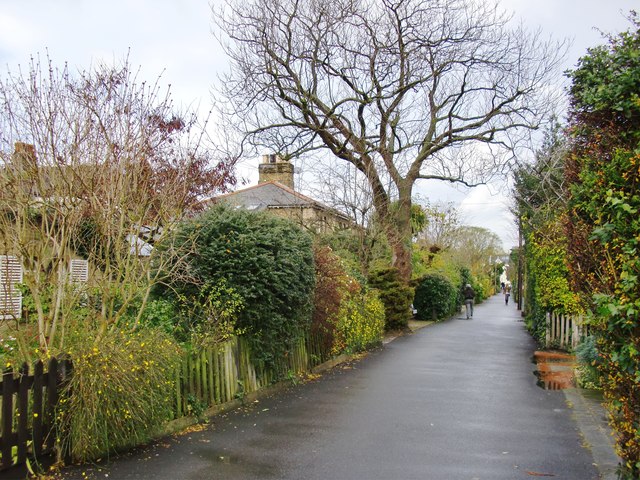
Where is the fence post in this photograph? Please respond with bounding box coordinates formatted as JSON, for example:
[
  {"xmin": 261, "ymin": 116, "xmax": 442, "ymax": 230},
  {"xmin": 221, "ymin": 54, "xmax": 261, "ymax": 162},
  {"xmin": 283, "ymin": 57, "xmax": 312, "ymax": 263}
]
[
  {"xmin": 181, "ymin": 356, "xmax": 189, "ymax": 415},
  {"xmin": 225, "ymin": 341, "xmax": 234, "ymax": 401},
  {"xmin": 32, "ymin": 360, "xmax": 44, "ymax": 458},
  {"xmin": 194, "ymin": 353, "xmax": 202, "ymax": 401},
  {"xmin": 213, "ymin": 347, "xmax": 221, "ymax": 404},
  {"xmin": 175, "ymin": 365, "xmax": 182, "ymax": 419},
  {"xmin": 558, "ymin": 314, "xmax": 564, "ymax": 348},
  {"xmin": 545, "ymin": 312, "xmax": 551, "ymax": 347},
  {"xmin": 61, "ymin": 359, "xmax": 73, "ymax": 466},
  {"xmin": 1, "ymin": 367, "xmax": 15, "ymax": 469},
  {"xmin": 0, "ymin": 357, "xmax": 74, "ymax": 472},
  {"xmin": 200, "ymin": 350, "xmax": 208, "ymax": 405},
  {"xmin": 207, "ymin": 348, "xmax": 215, "ymax": 406},
  {"xmin": 17, "ymin": 363, "xmax": 29, "ymax": 465},
  {"xmin": 44, "ymin": 357, "xmax": 58, "ymax": 453}
]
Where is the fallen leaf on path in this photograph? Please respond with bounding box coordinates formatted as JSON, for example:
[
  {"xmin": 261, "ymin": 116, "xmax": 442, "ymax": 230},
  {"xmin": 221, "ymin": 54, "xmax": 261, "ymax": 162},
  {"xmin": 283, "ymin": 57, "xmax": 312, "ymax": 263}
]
[{"xmin": 526, "ymin": 472, "xmax": 555, "ymax": 477}]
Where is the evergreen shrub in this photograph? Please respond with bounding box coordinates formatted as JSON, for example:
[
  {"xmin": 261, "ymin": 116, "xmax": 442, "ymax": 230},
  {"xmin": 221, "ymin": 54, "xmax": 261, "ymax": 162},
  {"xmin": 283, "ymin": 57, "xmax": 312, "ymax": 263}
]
[
  {"xmin": 575, "ymin": 335, "xmax": 601, "ymax": 389},
  {"xmin": 414, "ymin": 273, "xmax": 458, "ymax": 321},
  {"xmin": 141, "ymin": 280, "xmax": 244, "ymax": 347},
  {"xmin": 161, "ymin": 204, "xmax": 315, "ymax": 367},
  {"xmin": 367, "ymin": 267, "xmax": 413, "ymax": 330},
  {"xmin": 564, "ymin": 18, "xmax": 640, "ymax": 475},
  {"xmin": 472, "ymin": 282, "xmax": 486, "ymax": 303}
]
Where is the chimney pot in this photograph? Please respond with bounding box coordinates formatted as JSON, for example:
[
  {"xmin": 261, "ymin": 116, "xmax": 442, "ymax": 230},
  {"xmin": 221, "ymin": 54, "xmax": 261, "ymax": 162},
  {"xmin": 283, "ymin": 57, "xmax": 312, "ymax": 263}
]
[{"xmin": 258, "ymin": 153, "xmax": 295, "ymax": 189}]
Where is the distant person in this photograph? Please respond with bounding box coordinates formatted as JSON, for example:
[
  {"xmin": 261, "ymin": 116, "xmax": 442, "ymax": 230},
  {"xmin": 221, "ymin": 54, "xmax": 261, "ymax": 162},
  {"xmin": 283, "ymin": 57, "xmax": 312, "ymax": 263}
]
[
  {"xmin": 505, "ymin": 283, "xmax": 512, "ymax": 305},
  {"xmin": 501, "ymin": 281, "xmax": 505, "ymax": 293},
  {"xmin": 463, "ymin": 283, "xmax": 475, "ymax": 319}
]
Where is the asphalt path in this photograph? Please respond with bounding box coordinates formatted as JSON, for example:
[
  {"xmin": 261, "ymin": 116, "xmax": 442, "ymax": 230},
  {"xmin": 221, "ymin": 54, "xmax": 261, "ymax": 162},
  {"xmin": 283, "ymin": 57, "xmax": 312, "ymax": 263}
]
[{"xmin": 55, "ymin": 294, "xmax": 600, "ymax": 480}]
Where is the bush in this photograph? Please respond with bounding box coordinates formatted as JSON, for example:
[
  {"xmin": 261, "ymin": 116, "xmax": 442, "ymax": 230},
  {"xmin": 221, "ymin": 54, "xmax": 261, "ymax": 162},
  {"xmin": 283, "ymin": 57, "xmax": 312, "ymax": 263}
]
[
  {"xmin": 575, "ymin": 335, "xmax": 601, "ymax": 389},
  {"xmin": 564, "ymin": 19, "xmax": 640, "ymax": 474},
  {"xmin": 472, "ymin": 281, "xmax": 486, "ymax": 303},
  {"xmin": 311, "ymin": 246, "xmax": 353, "ymax": 354},
  {"xmin": 160, "ymin": 204, "xmax": 315, "ymax": 367},
  {"xmin": 314, "ymin": 229, "xmax": 370, "ymax": 284},
  {"xmin": 367, "ymin": 267, "xmax": 413, "ymax": 330},
  {"xmin": 58, "ymin": 326, "xmax": 181, "ymax": 462},
  {"xmin": 141, "ymin": 280, "xmax": 244, "ymax": 347},
  {"xmin": 414, "ymin": 273, "xmax": 458, "ymax": 321},
  {"xmin": 333, "ymin": 288, "xmax": 385, "ymax": 355},
  {"xmin": 138, "ymin": 298, "xmax": 180, "ymax": 337}
]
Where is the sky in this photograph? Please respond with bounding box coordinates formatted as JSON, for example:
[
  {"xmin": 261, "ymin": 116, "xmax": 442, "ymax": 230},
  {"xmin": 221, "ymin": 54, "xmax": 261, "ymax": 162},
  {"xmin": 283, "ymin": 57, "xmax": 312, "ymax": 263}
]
[{"xmin": 0, "ymin": 0, "xmax": 638, "ymax": 251}]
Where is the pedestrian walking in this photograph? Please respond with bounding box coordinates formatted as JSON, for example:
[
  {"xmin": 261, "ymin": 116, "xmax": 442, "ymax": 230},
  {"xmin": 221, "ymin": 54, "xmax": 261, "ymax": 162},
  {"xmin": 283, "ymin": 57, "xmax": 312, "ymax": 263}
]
[
  {"xmin": 463, "ymin": 283, "xmax": 475, "ymax": 319},
  {"xmin": 504, "ymin": 282, "xmax": 511, "ymax": 305}
]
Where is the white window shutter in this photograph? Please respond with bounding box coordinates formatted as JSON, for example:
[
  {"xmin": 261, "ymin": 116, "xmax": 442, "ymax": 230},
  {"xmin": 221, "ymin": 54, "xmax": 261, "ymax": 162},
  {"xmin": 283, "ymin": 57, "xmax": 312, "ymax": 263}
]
[
  {"xmin": 0, "ymin": 286, "xmax": 22, "ymax": 320},
  {"xmin": 70, "ymin": 259, "xmax": 89, "ymax": 283},
  {"xmin": 0, "ymin": 255, "xmax": 23, "ymax": 320},
  {"xmin": 0, "ymin": 255, "xmax": 22, "ymax": 285}
]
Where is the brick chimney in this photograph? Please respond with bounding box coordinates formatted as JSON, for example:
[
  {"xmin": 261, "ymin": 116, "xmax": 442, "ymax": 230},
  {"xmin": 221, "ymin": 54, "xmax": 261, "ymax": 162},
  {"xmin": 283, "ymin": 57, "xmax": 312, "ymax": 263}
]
[
  {"xmin": 258, "ymin": 154, "xmax": 294, "ymax": 190},
  {"xmin": 12, "ymin": 142, "xmax": 37, "ymax": 170}
]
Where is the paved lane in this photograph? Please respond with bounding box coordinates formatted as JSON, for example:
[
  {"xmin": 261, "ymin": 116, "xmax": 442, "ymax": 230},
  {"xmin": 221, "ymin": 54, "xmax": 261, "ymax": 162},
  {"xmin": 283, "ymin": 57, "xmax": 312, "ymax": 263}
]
[{"xmin": 57, "ymin": 295, "xmax": 599, "ymax": 479}]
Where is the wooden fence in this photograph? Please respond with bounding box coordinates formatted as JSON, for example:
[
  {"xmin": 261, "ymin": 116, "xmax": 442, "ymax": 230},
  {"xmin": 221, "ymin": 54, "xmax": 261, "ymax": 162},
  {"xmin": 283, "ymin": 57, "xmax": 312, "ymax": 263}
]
[
  {"xmin": 0, "ymin": 357, "xmax": 72, "ymax": 471},
  {"xmin": 175, "ymin": 334, "xmax": 330, "ymax": 417},
  {"xmin": 0, "ymin": 331, "xmax": 333, "ymax": 472},
  {"xmin": 545, "ymin": 312, "xmax": 589, "ymax": 349}
]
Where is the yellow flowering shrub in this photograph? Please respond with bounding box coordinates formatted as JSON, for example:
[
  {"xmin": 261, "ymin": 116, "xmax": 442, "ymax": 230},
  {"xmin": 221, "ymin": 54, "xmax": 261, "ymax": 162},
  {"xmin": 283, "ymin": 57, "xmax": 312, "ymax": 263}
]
[
  {"xmin": 57, "ymin": 326, "xmax": 181, "ymax": 462},
  {"xmin": 333, "ymin": 288, "xmax": 385, "ymax": 355}
]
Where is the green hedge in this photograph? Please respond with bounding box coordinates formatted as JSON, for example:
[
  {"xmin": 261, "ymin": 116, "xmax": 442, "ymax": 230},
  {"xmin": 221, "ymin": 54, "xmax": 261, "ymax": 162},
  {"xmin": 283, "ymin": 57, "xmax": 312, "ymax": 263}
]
[
  {"xmin": 160, "ymin": 204, "xmax": 315, "ymax": 367},
  {"xmin": 367, "ymin": 267, "xmax": 413, "ymax": 330},
  {"xmin": 414, "ymin": 273, "xmax": 458, "ymax": 321}
]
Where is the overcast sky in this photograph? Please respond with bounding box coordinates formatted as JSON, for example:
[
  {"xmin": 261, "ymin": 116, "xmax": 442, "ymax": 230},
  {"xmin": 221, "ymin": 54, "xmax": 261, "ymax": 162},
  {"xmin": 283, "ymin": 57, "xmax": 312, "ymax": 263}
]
[{"xmin": 1, "ymin": 0, "xmax": 637, "ymax": 250}]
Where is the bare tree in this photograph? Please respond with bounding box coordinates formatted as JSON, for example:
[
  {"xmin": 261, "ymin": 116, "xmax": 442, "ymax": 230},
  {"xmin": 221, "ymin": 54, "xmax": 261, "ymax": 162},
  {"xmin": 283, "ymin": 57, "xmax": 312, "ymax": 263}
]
[
  {"xmin": 414, "ymin": 201, "xmax": 461, "ymax": 250},
  {"xmin": 0, "ymin": 57, "xmax": 235, "ymax": 358},
  {"xmin": 213, "ymin": 0, "xmax": 565, "ymax": 281},
  {"xmin": 447, "ymin": 225, "xmax": 503, "ymax": 272},
  {"xmin": 305, "ymin": 158, "xmax": 374, "ymax": 229},
  {"xmin": 512, "ymin": 117, "xmax": 568, "ymax": 230}
]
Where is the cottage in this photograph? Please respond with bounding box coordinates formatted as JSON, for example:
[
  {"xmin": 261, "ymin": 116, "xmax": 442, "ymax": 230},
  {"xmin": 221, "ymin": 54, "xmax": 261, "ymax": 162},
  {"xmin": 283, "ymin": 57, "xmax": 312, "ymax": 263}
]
[{"xmin": 207, "ymin": 155, "xmax": 352, "ymax": 233}]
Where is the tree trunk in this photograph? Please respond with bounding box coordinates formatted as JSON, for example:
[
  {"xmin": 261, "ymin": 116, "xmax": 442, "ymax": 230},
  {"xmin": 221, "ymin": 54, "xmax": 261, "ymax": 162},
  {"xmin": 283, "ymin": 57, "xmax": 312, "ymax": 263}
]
[{"xmin": 387, "ymin": 185, "xmax": 413, "ymax": 283}]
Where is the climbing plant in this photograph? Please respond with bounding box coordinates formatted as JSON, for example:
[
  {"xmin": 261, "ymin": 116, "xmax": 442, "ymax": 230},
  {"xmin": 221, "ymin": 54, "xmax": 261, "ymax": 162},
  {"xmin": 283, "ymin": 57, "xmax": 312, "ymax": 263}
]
[
  {"xmin": 512, "ymin": 119, "xmax": 583, "ymax": 340},
  {"xmin": 565, "ymin": 14, "xmax": 640, "ymax": 477},
  {"xmin": 526, "ymin": 217, "xmax": 583, "ymax": 340}
]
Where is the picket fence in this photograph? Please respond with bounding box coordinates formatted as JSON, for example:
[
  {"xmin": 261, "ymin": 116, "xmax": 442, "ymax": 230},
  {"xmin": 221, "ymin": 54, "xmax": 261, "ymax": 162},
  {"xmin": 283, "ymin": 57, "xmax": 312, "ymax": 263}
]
[
  {"xmin": 0, "ymin": 358, "xmax": 72, "ymax": 471},
  {"xmin": 545, "ymin": 312, "xmax": 588, "ymax": 349}
]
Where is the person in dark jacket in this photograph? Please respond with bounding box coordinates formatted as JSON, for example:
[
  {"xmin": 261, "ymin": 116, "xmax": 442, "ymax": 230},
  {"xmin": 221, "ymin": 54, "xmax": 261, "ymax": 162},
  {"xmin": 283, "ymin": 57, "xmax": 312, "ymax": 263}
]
[{"xmin": 463, "ymin": 284, "xmax": 475, "ymax": 319}]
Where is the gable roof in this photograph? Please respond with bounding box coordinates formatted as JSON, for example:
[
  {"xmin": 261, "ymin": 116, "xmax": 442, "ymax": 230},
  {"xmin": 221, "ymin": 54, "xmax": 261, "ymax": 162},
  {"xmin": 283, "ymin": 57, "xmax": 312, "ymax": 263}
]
[{"xmin": 205, "ymin": 181, "xmax": 350, "ymax": 220}]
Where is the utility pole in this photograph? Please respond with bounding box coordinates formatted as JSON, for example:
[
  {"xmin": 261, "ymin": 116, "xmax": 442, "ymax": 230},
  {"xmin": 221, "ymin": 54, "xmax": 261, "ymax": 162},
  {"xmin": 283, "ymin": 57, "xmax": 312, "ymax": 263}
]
[{"xmin": 517, "ymin": 217, "xmax": 524, "ymax": 312}]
